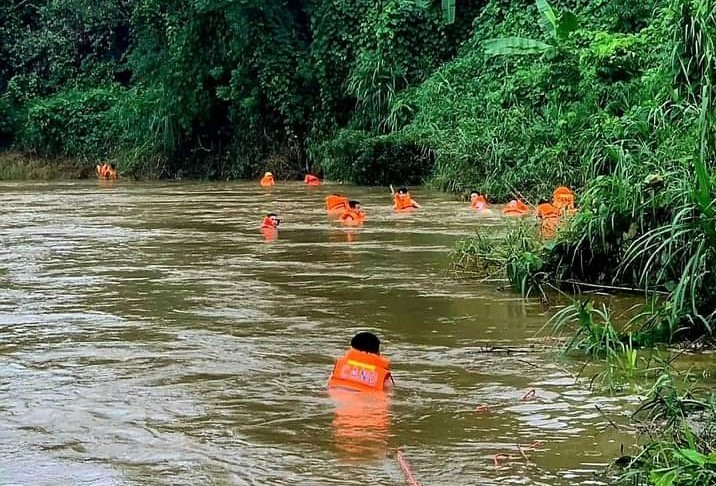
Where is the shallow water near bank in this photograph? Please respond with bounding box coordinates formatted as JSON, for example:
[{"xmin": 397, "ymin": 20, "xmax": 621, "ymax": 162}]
[{"xmin": 0, "ymin": 180, "xmax": 641, "ymax": 485}]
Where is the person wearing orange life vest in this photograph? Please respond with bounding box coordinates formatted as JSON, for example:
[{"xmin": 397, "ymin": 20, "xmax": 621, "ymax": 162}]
[
  {"xmin": 260, "ymin": 171, "xmax": 275, "ymax": 187},
  {"xmin": 393, "ymin": 186, "xmax": 421, "ymax": 211},
  {"xmin": 304, "ymin": 173, "xmax": 321, "ymax": 186},
  {"xmin": 552, "ymin": 186, "xmax": 575, "ymax": 213},
  {"xmin": 339, "ymin": 200, "xmax": 366, "ymax": 226},
  {"xmin": 470, "ymin": 191, "xmax": 489, "ymax": 211},
  {"xmin": 328, "ymin": 332, "xmax": 393, "ymax": 392},
  {"xmin": 260, "ymin": 213, "xmax": 280, "ymax": 229},
  {"xmin": 536, "ymin": 199, "xmax": 561, "ymax": 238},
  {"xmin": 502, "ymin": 198, "xmax": 530, "ymax": 216}
]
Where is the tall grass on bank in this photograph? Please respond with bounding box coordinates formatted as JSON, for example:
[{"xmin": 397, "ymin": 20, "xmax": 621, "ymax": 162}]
[
  {"xmin": 450, "ymin": 221, "xmax": 547, "ymax": 295},
  {"xmin": 617, "ymin": 373, "xmax": 716, "ymax": 485}
]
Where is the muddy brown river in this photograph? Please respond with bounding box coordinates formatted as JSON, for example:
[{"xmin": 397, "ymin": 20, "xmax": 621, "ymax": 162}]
[{"xmin": 0, "ymin": 181, "xmax": 639, "ymax": 485}]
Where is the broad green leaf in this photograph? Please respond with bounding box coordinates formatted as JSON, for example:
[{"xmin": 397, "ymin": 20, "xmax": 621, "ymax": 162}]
[
  {"xmin": 483, "ymin": 37, "xmax": 553, "ymax": 56},
  {"xmin": 556, "ymin": 11, "xmax": 579, "ymax": 39},
  {"xmin": 707, "ymin": 451, "xmax": 716, "ymax": 464},
  {"xmin": 536, "ymin": 0, "xmax": 557, "ymax": 36},
  {"xmin": 676, "ymin": 448, "xmax": 707, "ymax": 465},
  {"xmin": 650, "ymin": 469, "xmax": 677, "ymax": 486}
]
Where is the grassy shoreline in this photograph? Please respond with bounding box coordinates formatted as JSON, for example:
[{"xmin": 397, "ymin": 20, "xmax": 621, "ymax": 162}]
[{"xmin": 0, "ymin": 151, "xmax": 94, "ymax": 180}]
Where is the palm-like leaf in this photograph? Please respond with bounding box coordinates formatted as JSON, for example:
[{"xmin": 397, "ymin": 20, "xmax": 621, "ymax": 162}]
[
  {"xmin": 483, "ymin": 37, "xmax": 553, "ymax": 56},
  {"xmin": 536, "ymin": 0, "xmax": 557, "ymax": 37}
]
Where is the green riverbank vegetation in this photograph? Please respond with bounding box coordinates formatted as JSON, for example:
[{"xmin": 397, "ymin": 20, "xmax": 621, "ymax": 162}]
[{"xmin": 3, "ymin": 0, "xmax": 715, "ymax": 483}]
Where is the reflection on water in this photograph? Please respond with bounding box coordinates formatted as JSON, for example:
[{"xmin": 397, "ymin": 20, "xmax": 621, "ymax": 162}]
[{"xmin": 0, "ymin": 180, "xmax": 639, "ymax": 485}]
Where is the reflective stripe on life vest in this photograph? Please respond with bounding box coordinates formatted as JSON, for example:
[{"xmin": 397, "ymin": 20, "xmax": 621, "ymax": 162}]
[{"xmin": 328, "ymin": 348, "xmax": 391, "ymax": 392}]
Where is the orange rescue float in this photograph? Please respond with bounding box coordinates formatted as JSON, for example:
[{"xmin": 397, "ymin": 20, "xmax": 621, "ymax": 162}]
[
  {"xmin": 328, "ymin": 348, "xmax": 392, "ymax": 392},
  {"xmin": 260, "ymin": 172, "xmax": 275, "ymax": 187}
]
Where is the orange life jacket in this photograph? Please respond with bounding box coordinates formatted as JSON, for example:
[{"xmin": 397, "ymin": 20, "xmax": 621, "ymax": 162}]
[
  {"xmin": 393, "ymin": 194, "xmax": 417, "ymax": 211},
  {"xmin": 552, "ymin": 186, "xmax": 575, "ymax": 211},
  {"xmin": 325, "ymin": 195, "xmax": 349, "ymax": 212},
  {"xmin": 536, "ymin": 202, "xmax": 560, "ymax": 219},
  {"xmin": 536, "ymin": 203, "xmax": 562, "ymax": 238},
  {"xmin": 502, "ymin": 199, "xmax": 530, "ymax": 216},
  {"xmin": 470, "ymin": 195, "xmax": 488, "ymax": 210},
  {"xmin": 340, "ymin": 209, "xmax": 365, "ymax": 226},
  {"xmin": 96, "ymin": 163, "xmax": 117, "ymax": 180},
  {"xmin": 261, "ymin": 216, "xmax": 278, "ymax": 229},
  {"xmin": 328, "ymin": 348, "xmax": 391, "ymax": 392},
  {"xmin": 260, "ymin": 175, "xmax": 275, "ymax": 187},
  {"xmin": 304, "ymin": 174, "xmax": 321, "ymax": 186}
]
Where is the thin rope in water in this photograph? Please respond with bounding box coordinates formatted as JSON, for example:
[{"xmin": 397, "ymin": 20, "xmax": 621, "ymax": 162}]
[{"xmin": 396, "ymin": 449, "xmax": 422, "ymax": 486}]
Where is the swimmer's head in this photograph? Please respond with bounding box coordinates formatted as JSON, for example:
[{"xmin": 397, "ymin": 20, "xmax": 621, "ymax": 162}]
[
  {"xmin": 267, "ymin": 213, "xmax": 280, "ymax": 226},
  {"xmin": 351, "ymin": 332, "xmax": 381, "ymax": 355},
  {"xmin": 348, "ymin": 200, "xmax": 361, "ymax": 210}
]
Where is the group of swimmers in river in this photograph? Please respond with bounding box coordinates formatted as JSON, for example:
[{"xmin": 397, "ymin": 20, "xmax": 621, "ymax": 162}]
[{"xmin": 259, "ymin": 171, "xmax": 576, "ymax": 239}]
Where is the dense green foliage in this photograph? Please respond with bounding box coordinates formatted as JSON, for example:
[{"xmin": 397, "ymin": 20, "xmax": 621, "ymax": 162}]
[{"xmin": 0, "ymin": 0, "xmax": 479, "ymax": 178}]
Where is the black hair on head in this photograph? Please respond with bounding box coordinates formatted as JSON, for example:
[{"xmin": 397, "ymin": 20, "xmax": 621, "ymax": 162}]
[
  {"xmin": 470, "ymin": 190, "xmax": 480, "ymax": 196},
  {"xmin": 351, "ymin": 331, "xmax": 381, "ymax": 354},
  {"xmin": 268, "ymin": 213, "xmax": 278, "ymax": 217},
  {"xmin": 348, "ymin": 200, "xmax": 360, "ymax": 208},
  {"xmin": 538, "ymin": 199, "xmax": 549, "ymax": 205},
  {"xmin": 398, "ymin": 186, "xmax": 408, "ymax": 194}
]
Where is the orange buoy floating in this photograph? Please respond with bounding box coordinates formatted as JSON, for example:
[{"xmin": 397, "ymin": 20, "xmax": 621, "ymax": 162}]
[
  {"xmin": 304, "ymin": 174, "xmax": 321, "ymax": 186},
  {"xmin": 260, "ymin": 172, "xmax": 275, "ymax": 187}
]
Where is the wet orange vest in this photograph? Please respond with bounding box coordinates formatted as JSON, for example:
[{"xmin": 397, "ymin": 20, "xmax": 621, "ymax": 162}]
[
  {"xmin": 393, "ymin": 194, "xmax": 416, "ymax": 211},
  {"xmin": 471, "ymin": 195, "xmax": 488, "ymax": 210},
  {"xmin": 328, "ymin": 348, "xmax": 391, "ymax": 392},
  {"xmin": 502, "ymin": 199, "xmax": 530, "ymax": 216},
  {"xmin": 325, "ymin": 195, "xmax": 349, "ymax": 212},
  {"xmin": 96, "ymin": 163, "xmax": 117, "ymax": 180},
  {"xmin": 340, "ymin": 209, "xmax": 365, "ymax": 225},
  {"xmin": 304, "ymin": 174, "xmax": 321, "ymax": 186},
  {"xmin": 260, "ymin": 175, "xmax": 275, "ymax": 187},
  {"xmin": 552, "ymin": 186, "xmax": 575, "ymax": 211},
  {"xmin": 536, "ymin": 203, "xmax": 561, "ymax": 238},
  {"xmin": 536, "ymin": 202, "xmax": 560, "ymax": 219},
  {"xmin": 261, "ymin": 216, "xmax": 278, "ymax": 229}
]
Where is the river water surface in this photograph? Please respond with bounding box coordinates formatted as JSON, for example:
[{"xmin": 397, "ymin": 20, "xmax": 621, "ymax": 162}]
[{"xmin": 0, "ymin": 181, "xmax": 638, "ymax": 485}]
